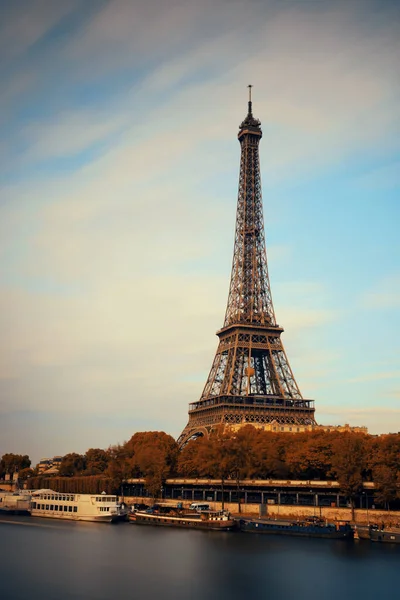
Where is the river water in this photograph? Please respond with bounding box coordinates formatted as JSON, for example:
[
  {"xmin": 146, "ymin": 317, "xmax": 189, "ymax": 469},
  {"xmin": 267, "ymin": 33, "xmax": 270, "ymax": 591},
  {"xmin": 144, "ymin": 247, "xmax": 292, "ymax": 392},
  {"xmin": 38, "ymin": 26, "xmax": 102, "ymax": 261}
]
[{"xmin": 0, "ymin": 516, "xmax": 399, "ymax": 600}]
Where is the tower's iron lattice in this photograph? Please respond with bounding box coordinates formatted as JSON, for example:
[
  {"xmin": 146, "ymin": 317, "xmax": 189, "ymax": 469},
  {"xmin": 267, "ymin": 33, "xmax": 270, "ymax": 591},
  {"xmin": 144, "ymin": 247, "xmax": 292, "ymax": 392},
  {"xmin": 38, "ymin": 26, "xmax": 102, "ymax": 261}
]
[{"xmin": 178, "ymin": 88, "xmax": 316, "ymax": 446}]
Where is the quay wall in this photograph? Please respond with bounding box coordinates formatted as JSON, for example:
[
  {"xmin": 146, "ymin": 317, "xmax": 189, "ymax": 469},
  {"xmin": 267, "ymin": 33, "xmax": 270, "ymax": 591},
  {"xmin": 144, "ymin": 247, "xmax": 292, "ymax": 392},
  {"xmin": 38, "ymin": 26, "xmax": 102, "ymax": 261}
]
[{"xmin": 122, "ymin": 496, "xmax": 398, "ymax": 525}]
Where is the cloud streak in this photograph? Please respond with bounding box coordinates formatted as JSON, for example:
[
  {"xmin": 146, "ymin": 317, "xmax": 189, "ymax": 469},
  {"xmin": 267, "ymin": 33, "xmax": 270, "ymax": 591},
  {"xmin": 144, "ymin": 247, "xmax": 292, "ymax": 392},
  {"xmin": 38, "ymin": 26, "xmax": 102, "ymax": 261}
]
[{"xmin": 0, "ymin": 0, "xmax": 399, "ymax": 461}]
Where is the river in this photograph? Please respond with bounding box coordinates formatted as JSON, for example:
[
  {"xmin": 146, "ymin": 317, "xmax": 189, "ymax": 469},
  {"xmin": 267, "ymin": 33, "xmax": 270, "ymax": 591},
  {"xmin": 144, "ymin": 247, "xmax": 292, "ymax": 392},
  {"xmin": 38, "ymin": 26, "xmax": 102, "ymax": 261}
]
[{"xmin": 0, "ymin": 516, "xmax": 399, "ymax": 600}]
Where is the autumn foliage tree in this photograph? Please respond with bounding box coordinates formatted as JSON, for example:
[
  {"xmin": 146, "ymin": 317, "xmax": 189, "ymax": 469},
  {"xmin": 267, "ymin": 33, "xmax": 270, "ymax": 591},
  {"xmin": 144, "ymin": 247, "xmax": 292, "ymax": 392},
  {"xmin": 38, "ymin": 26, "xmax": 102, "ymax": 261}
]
[
  {"xmin": 329, "ymin": 433, "xmax": 368, "ymax": 519},
  {"xmin": 7, "ymin": 429, "xmax": 400, "ymax": 510},
  {"xmin": 369, "ymin": 434, "xmax": 400, "ymax": 510},
  {"xmin": 127, "ymin": 431, "xmax": 179, "ymax": 499},
  {"xmin": 84, "ymin": 448, "xmax": 109, "ymax": 475}
]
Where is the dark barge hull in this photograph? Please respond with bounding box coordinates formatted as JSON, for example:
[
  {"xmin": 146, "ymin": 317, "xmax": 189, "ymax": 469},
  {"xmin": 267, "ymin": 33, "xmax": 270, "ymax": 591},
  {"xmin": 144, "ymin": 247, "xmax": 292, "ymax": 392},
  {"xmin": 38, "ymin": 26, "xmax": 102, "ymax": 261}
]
[
  {"xmin": 131, "ymin": 513, "xmax": 236, "ymax": 531},
  {"xmin": 240, "ymin": 519, "xmax": 353, "ymax": 539},
  {"xmin": 370, "ymin": 529, "xmax": 400, "ymax": 544},
  {"xmin": 0, "ymin": 508, "xmax": 31, "ymax": 516},
  {"xmin": 356, "ymin": 525, "xmax": 400, "ymax": 543}
]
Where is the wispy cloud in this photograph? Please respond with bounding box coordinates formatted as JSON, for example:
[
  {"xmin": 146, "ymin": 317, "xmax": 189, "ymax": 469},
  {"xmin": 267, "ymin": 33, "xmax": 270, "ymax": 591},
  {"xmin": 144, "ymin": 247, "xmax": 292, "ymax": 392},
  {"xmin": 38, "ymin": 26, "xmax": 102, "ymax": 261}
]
[
  {"xmin": 347, "ymin": 371, "xmax": 400, "ymax": 384},
  {"xmin": 0, "ymin": 0, "xmax": 399, "ymax": 460},
  {"xmin": 361, "ymin": 275, "xmax": 400, "ymax": 309}
]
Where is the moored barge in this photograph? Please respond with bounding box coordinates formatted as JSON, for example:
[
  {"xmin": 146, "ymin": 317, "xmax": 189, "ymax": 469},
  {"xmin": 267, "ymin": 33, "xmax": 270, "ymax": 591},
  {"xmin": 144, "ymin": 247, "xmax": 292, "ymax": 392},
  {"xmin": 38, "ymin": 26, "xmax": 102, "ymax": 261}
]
[
  {"xmin": 0, "ymin": 491, "xmax": 31, "ymax": 515},
  {"xmin": 356, "ymin": 524, "xmax": 400, "ymax": 544},
  {"xmin": 239, "ymin": 517, "xmax": 353, "ymax": 539},
  {"xmin": 130, "ymin": 508, "xmax": 236, "ymax": 531}
]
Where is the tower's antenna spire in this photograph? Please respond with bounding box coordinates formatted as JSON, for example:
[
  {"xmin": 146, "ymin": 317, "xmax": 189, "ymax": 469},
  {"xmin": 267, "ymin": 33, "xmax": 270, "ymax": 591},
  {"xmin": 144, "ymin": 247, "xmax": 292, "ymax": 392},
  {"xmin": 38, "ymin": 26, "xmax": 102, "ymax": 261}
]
[{"xmin": 247, "ymin": 84, "xmax": 253, "ymax": 115}]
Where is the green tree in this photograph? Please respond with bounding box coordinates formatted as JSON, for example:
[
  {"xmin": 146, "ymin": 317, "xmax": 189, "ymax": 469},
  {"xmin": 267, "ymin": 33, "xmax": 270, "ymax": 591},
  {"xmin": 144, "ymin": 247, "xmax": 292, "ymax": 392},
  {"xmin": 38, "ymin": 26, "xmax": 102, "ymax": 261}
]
[{"xmin": 0, "ymin": 453, "xmax": 31, "ymax": 477}]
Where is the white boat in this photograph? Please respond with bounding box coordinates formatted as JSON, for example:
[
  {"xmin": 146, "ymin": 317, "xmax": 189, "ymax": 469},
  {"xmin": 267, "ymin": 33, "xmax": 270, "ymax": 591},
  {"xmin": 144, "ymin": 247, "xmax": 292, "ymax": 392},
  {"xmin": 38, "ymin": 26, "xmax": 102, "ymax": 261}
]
[
  {"xmin": 0, "ymin": 490, "xmax": 31, "ymax": 515},
  {"xmin": 30, "ymin": 489, "xmax": 126, "ymax": 522}
]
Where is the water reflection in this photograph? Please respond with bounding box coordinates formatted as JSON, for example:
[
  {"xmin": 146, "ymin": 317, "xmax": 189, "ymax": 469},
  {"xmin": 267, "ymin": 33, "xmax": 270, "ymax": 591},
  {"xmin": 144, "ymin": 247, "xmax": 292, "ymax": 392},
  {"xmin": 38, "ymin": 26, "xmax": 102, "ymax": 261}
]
[{"xmin": 0, "ymin": 517, "xmax": 399, "ymax": 600}]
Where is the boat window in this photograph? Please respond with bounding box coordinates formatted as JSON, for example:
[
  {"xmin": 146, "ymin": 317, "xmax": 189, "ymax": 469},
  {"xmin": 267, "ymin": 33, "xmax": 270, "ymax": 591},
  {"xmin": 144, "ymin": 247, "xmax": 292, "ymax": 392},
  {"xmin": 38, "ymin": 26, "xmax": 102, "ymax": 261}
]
[
  {"xmin": 68, "ymin": 506, "xmax": 72, "ymax": 512},
  {"xmin": 32, "ymin": 502, "xmax": 36, "ymax": 509},
  {"xmin": 46, "ymin": 505, "xmax": 49, "ymax": 510},
  {"xmin": 74, "ymin": 506, "xmax": 77, "ymax": 512},
  {"xmin": 54, "ymin": 505, "xmax": 58, "ymax": 511},
  {"xmin": 64, "ymin": 506, "xmax": 68, "ymax": 512},
  {"xmin": 50, "ymin": 505, "xmax": 54, "ymax": 511}
]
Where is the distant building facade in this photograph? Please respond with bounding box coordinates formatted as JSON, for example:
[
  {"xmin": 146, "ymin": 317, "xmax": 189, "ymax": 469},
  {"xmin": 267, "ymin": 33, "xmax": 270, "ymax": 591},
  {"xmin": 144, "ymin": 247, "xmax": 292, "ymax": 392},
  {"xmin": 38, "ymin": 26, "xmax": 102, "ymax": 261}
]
[
  {"xmin": 229, "ymin": 420, "xmax": 368, "ymax": 434},
  {"xmin": 37, "ymin": 456, "xmax": 63, "ymax": 475}
]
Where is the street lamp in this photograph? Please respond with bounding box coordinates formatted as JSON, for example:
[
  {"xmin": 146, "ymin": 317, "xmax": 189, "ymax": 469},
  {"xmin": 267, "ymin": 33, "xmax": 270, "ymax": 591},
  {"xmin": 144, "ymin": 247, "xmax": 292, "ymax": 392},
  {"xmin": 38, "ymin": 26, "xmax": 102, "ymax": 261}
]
[
  {"xmin": 273, "ymin": 489, "xmax": 280, "ymax": 518},
  {"xmin": 310, "ymin": 490, "xmax": 316, "ymax": 517},
  {"xmin": 362, "ymin": 491, "xmax": 369, "ymax": 523}
]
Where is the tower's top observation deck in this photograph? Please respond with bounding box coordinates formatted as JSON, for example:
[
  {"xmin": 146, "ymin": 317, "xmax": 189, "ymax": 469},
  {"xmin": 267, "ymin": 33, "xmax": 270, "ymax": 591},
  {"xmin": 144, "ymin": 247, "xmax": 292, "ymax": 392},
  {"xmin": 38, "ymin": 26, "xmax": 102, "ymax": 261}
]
[{"xmin": 238, "ymin": 84, "xmax": 262, "ymax": 138}]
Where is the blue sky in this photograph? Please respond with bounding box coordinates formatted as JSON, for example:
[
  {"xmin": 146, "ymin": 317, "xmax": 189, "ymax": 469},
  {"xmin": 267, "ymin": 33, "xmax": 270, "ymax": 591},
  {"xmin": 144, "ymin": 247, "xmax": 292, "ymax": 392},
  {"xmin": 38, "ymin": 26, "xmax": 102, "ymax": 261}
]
[{"xmin": 0, "ymin": 0, "xmax": 399, "ymax": 465}]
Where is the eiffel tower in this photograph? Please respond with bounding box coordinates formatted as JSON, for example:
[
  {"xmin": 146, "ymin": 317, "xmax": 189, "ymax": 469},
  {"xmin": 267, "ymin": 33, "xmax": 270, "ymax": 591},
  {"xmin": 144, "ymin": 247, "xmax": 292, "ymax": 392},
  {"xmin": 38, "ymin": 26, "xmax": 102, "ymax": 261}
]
[{"xmin": 178, "ymin": 87, "xmax": 316, "ymax": 446}]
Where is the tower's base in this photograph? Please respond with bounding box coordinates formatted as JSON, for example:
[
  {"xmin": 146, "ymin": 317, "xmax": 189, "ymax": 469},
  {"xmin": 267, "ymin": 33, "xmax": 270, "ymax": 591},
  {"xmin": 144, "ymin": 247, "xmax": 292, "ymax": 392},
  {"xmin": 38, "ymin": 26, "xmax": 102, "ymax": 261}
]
[{"xmin": 177, "ymin": 395, "xmax": 316, "ymax": 447}]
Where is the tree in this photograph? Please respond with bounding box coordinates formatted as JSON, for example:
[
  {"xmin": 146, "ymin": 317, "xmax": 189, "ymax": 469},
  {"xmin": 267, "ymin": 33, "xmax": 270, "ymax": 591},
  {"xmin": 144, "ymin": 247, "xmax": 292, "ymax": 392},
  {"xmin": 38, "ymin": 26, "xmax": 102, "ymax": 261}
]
[
  {"xmin": 373, "ymin": 465, "xmax": 398, "ymax": 510},
  {"xmin": 285, "ymin": 431, "xmax": 335, "ymax": 479},
  {"xmin": 179, "ymin": 429, "xmax": 243, "ymax": 510},
  {"xmin": 249, "ymin": 431, "xmax": 289, "ymax": 479},
  {"xmin": 106, "ymin": 444, "xmax": 134, "ymax": 492},
  {"xmin": 369, "ymin": 433, "xmax": 400, "ymax": 510},
  {"xmin": 85, "ymin": 448, "xmax": 109, "ymax": 475},
  {"xmin": 177, "ymin": 439, "xmax": 202, "ymax": 478},
  {"xmin": 0, "ymin": 453, "xmax": 31, "ymax": 477},
  {"xmin": 58, "ymin": 453, "xmax": 86, "ymax": 477},
  {"xmin": 129, "ymin": 432, "xmax": 179, "ymax": 500},
  {"xmin": 18, "ymin": 467, "xmax": 34, "ymax": 481},
  {"xmin": 330, "ymin": 434, "xmax": 368, "ymax": 520}
]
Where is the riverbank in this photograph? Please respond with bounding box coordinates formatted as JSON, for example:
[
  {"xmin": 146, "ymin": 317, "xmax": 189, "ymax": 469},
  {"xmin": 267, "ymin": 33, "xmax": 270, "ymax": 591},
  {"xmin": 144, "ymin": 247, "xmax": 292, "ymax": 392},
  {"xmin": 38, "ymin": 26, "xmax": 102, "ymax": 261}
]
[{"xmin": 122, "ymin": 496, "xmax": 398, "ymax": 525}]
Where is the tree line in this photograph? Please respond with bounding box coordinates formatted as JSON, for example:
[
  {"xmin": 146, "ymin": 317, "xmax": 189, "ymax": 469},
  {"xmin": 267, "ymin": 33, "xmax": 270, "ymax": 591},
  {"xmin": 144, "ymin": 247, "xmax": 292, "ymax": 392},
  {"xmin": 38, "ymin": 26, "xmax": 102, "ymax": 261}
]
[{"xmin": 3, "ymin": 427, "xmax": 400, "ymax": 510}]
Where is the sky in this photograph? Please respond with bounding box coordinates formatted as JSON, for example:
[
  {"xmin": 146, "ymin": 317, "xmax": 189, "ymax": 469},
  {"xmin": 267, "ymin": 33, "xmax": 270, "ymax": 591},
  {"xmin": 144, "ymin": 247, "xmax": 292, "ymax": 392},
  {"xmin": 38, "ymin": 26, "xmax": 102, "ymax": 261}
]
[{"xmin": 0, "ymin": 0, "xmax": 399, "ymax": 466}]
